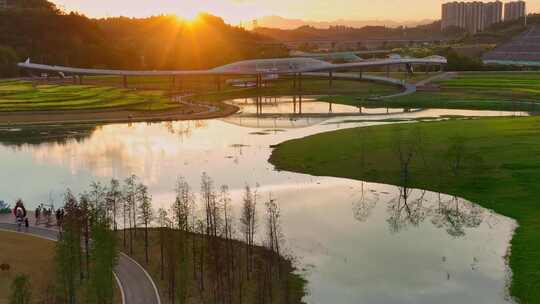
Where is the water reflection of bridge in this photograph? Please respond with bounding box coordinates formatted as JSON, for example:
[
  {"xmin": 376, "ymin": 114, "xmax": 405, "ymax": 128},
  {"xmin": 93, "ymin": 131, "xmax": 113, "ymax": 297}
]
[
  {"xmin": 222, "ymin": 95, "xmax": 423, "ymax": 128},
  {"xmin": 222, "ymin": 115, "xmax": 329, "ymax": 129}
]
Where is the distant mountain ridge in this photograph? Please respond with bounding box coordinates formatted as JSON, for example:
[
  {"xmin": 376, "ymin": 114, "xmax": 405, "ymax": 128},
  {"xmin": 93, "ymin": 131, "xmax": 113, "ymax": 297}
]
[{"xmin": 254, "ymin": 15, "xmax": 436, "ymax": 30}]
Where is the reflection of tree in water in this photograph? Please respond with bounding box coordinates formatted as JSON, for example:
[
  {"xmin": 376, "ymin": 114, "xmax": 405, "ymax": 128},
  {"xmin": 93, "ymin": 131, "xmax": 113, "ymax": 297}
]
[
  {"xmin": 430, "ymin": 194, "xmax": 483, "ymax": 238},
  {"xmin": 0, "ymin": 124, "xmax": 97, "ymax": 146},
  {"xmin": 352, "ymin": 186, "xmax": 487, "ymax": 237},
  {"xmin": 386, "ymin": 187, "xmax": 427, "ymax": 233},
  {"xmin": 352, "ymin": 182, "xmax": 378, "ymax": 222},
  {"xmin": 163, "ymin": 120, "xmax": 208, "ymax": 141}
]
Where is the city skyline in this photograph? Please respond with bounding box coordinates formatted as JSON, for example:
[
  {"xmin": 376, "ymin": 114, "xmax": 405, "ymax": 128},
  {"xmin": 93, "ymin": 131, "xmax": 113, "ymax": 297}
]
[{"xmin": 49, "ymin": 0, "xmax": 539, "ymax": 26}]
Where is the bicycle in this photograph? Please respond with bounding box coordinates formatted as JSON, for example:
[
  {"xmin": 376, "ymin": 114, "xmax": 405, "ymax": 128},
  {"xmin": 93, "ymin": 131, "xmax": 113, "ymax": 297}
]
[{"xmin": 15, "ymin": 216, "xmax": 24, "ymax": 231}]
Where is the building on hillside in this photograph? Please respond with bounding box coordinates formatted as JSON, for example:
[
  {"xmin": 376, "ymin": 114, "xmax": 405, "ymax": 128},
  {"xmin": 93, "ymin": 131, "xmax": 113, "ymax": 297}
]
[
  {"xmin": 442, "ymin": 1, "xmax": 501, "ymax": 34},
  {"xmin": 441, "ymin": 1, "xmax": 527, "ymax": 33},
  {"xmin": 504, "ymin": 1, "xmax": 527, "ymax": 22}
]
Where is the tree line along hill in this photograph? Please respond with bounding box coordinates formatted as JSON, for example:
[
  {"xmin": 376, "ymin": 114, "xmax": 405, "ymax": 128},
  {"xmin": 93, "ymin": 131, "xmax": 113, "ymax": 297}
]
[
  {"xmin": 0, "ymin": 0, "xmax": 288, "ymax": 77},
  {"xmin": 1, "ymin": 0, "xmax": 539, "ymax": 78}
]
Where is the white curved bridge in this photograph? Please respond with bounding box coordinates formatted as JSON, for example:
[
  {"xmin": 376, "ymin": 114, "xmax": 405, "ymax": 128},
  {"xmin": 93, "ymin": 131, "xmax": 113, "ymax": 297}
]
[{"xmin": 18, "ymin": 56, "xmax": 446, "ymax": 77}]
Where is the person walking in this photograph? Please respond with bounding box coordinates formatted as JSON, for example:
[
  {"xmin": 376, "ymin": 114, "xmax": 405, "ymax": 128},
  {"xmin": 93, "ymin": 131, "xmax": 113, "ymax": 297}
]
[{"xmin": 35, "ymin": 205, "xmax": 41, "ymax": 225}]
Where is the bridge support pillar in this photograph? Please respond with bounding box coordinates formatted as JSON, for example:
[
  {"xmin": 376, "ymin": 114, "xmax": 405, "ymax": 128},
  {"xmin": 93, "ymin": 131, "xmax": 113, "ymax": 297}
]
[
  {"xmin": 123, "ymin": 75, "xmax": 128, "ymax": 88},
  {"xmin": 359, "ymin": 69, "xmax": 363, "ymax": 80},
  {"xmin": 298, "ymin": 73, "xmax": 303, "ymax": 91},
  {"xmin": 72, "ymin": 75, "xmax": 77, "ymax": 84},
  {"xmin": 329, "ymin": 71, "xmax": 333, "ymax": 87},
  {"xmin": 216, "ymin": 75, "xmax": 221, "ymax": 91},
  {"xmin": 78, "ymin": 75, "xmax": 83, "ymax": 85}
]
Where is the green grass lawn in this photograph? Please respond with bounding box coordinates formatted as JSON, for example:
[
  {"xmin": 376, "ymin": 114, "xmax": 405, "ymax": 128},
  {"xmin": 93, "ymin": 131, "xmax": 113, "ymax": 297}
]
[
  {"xmin": 270, "ymin": 116, "xmax": 540, "ymax": 303},
  {"xmin": 334, "ymin": 72, "xmax": 540, "ymax": 112},
  {"xmin": 0, "ymin": 77, "xmax": 399, "ymax": 113},
  {"xmin": 0, "ymin": 80, "xmax": 179, "ymax": 111}
]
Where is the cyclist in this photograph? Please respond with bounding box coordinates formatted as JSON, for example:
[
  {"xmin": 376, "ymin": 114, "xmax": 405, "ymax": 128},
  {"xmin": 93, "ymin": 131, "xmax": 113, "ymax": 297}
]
[{"xmin": 13, "ymin": 199, "xmax": 27, "ymax": 230}]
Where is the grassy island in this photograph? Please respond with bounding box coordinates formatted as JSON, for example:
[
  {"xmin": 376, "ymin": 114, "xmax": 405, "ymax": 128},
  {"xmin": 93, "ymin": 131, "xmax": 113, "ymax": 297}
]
[{"xmin": 270, "ymin": 116, "xmax": 540, "ymax": 303}]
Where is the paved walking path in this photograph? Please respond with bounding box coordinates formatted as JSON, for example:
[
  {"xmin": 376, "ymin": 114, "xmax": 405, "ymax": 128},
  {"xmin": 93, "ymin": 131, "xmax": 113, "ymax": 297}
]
[
  {"xmin": 305, "ymin": 71, "xmax": 453, "ymax": 100},
  {"xmin": 0, "ymin": 220, "xmax": 160, "ymax": 304}
]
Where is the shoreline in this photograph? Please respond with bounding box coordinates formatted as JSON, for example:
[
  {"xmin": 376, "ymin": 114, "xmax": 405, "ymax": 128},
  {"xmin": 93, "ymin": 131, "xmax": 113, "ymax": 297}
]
[{"xmin": 0, "ymin": 102, "xmax": 239, "ymax": 126}]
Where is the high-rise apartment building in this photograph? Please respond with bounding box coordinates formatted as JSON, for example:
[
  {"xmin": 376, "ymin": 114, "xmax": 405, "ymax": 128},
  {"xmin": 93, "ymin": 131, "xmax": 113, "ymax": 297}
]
[
  {"xmin": 442, "ymin": 1, "xmax": 525, "ymax": 33},
  {"xmin": 442, "ymin": 1, "xmax": 501, "ymax": 33},
  {"xmin": 484, "ymin": 1, "xmax": 504, "ymax": 26},
  {"xmin": 504, "ymin": 1, "xmax": 526, "ymax": 22}
]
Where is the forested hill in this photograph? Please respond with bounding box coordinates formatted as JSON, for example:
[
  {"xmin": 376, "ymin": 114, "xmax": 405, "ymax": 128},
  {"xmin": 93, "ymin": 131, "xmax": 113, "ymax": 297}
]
[
  {"xmin": 253, "ymin": 22, "xmax": 447, "ymax": 42},
  {"xmin": 0, "ymin": 1, "xmax": 287, "ymax": 76}
]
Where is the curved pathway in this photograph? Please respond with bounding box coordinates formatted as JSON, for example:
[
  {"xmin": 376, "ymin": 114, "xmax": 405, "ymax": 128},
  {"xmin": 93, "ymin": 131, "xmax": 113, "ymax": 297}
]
[
  {"xmin": 306, "ymin": 71, "xmax": 453, "ymax": 100},
  {"xmin": 0, "ymin": 222, "xmax": 160, "ymax": 304}
]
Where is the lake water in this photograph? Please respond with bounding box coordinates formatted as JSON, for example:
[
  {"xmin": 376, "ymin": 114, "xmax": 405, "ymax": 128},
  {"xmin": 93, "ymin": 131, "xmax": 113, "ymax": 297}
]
[{"xmin": 0, "ymin": 98, "xmax": 525, "ymax": 303}]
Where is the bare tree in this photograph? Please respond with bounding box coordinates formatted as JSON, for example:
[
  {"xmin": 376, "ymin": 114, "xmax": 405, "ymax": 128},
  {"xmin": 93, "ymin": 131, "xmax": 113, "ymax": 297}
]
[
  {"xmin": 120, "ymin": 188, "xmax": 130, "ymax": 250},
  {"xmin": 171, "ymin": 177, "xmax": 194, "ymax": 304},
  {"xmin": 156, "ymin": 208, "xmax": 169, "ymax": 281},
  {"xmin": 123, "ymin": 175, "xmax": 138, "ymax": 255},
  {"xmin": 165, "ymin": 223, "xmax": 178, "ymax": 304},
  {"xmin": 88, "ymin": 181, "xmax": 107, "ymax": 211},
  {"xmin": 172, "ymin": 176, "xmax": 193, "ymax": 232},
  {"xmin": 106, "ymin": 179, "xmax": 122, "ymax": 231},
  {"xmin": 220, "ymin": 185, "xmax": 235, "ymax": 304},
  {"xmin": 201, "ymin": 173, "xmax": 220, "ymax": 238},
  {"xmin": 264, "ymin": 194, "xmax": 282, "ymax": 257},
  {"xmin": 240, "ymin": 184, "xmax": 258, "ymax": 278},
  {"xmin": 137, "ymin": 183, "xmax": 153, "ymax": 265},
  {"xmin": 124, "ymin": 174, "xmax": 138, "ymax": 233}
]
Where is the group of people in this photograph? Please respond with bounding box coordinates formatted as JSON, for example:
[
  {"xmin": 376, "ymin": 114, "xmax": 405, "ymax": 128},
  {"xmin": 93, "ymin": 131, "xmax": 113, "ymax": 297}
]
[{"xmin": 12, "ymin": 200, "xmax": 65, "ymax": 229}]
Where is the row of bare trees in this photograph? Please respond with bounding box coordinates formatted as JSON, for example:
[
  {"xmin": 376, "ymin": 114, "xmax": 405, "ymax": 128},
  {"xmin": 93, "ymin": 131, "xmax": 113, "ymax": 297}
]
[
  {"xmin": 44, "ymin": 172, "xmax": 303, "ymax": 304},
  {"xmin": 74, "ymin": 173, "xmax": 302, "ymax": 304},
  {"xmin": 150, "ymin": 173, "xmax": 296, "ymax": 304}
]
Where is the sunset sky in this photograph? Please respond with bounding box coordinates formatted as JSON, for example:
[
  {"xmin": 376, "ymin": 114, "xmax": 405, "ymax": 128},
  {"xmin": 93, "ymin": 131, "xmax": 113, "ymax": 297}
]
[{"xmin": 51, "ymin": 0, "xmax": 539, "ymax": 25}]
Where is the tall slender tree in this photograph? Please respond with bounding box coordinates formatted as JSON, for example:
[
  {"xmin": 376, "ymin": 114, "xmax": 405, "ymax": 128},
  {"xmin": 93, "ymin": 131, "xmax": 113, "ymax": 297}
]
[
  {"xmin": 106, "ymin": 179, "xmax": 122, "ymax": 231},
  {"xmin": 87, "ymin": 213, "xmax": 118, "ymax": 304},
  {"xmin": 156, "ymin": 208, "xmax": 169, "ymax": 280},
  {"xmin": 137, "ymin": 183, "xmax": 153, "ymax": 265},
  {"xmin": 220, "ymin": 185, "xmax": 235, "ymax": 304},
  {"xmin": 56, "ymin": 189, "xmax": 82, "ymax": 304},
  {"xmin": 123, "ymin": 175, "xmax": 138, "ymax": 255},
  {"xmin": 240, "ymin": 184, "xmax": 258, "ymax": 278}
]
